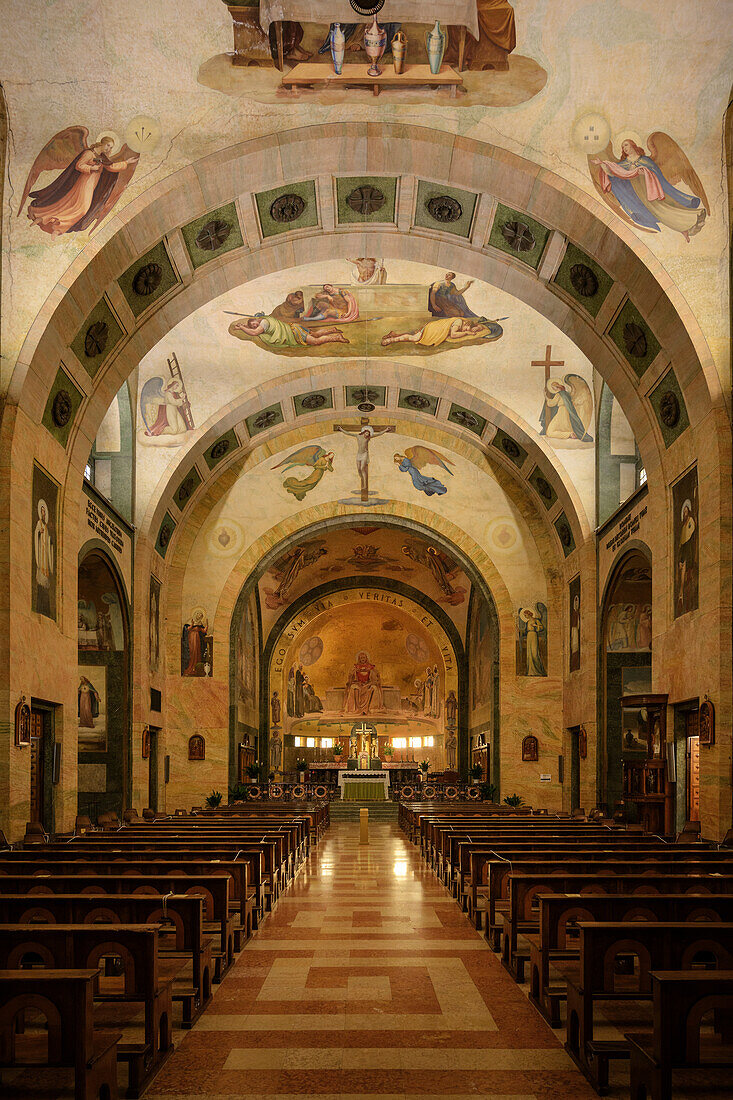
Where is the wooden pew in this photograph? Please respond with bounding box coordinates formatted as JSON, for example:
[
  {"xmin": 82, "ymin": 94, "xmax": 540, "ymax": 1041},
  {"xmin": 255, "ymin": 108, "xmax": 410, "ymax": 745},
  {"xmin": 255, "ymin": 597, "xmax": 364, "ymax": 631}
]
[
  {"xmin": 626, "ymin": 971, "xmax": 733, "ymax": 1100},
  {"xmin": 0, "ymin": 968, "xmax": 121, "ymax": 1100},
  {"xmin": 502, "ymin": 872, "xmax": 733, "ymax": 982},
  {"xmin": 0, "ymin": 856, "xmax": 254, "ymax": 946},
  {"xmin": 0, "ymin": 923, "xmax": 174, "ymax": 1097},
  {"xmin": 0, "ymin": 892, "xmax": 212, "ymax": 1027},
  {"xmin": 0, "ymin": 873, "xmax": 236, "ymax": 981},
  {"xmin": 529, "ymin": 892, "xmax": 733, "ymax": 1027},
  {"xmin": 563, "ymin": 922, "xmax": 733, "ymax": 1091}
]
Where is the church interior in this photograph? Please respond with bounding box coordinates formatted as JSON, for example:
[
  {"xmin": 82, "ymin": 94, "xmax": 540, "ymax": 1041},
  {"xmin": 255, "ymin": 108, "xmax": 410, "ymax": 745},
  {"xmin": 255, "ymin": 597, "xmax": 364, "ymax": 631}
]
[{"xmin": 1, "ymin": 0, "xmax": 732, "ymax": 1096}]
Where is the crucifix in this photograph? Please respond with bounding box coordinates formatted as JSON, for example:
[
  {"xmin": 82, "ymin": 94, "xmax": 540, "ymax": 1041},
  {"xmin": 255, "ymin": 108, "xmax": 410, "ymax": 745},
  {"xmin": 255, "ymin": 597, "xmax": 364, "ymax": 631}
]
[
  {"xmin": 531, "ymin": 344, "xmax": 565, "ymax": 386},
  {"xmin": 334, "ymin": 417, "xmax": 396, "ymax": 502}
]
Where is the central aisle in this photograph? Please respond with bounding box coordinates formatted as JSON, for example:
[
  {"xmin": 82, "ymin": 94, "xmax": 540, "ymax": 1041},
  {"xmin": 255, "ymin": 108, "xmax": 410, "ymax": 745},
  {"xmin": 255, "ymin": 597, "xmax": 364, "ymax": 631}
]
[{"xmin": 150, "ymin": 822, "xmax": 597, "ymax": 1098}]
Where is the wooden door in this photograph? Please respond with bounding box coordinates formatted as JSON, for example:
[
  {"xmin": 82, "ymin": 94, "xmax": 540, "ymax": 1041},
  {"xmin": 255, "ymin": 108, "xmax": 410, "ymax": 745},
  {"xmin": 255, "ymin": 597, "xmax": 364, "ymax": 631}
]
[
  {"xmin": 686, "ymin": 710, "xmax": 700, "ymax": 822},
  {"xmin": 29, "ymin": 709, "xmax": 45, "ymax": 823},
  {"xmin": 148, "ymin": 728, "xmax": 159, "ymax": 812}
]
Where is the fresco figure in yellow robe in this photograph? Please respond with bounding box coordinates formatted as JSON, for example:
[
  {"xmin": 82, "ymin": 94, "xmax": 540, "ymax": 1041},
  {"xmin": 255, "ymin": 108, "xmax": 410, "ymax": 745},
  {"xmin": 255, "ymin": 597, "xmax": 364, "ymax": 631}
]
[
  {"xmin": 230, "ymin": 315, "xmax": 349, "ymax": 347},
  {"xmin": 381, "ymin": 316, "xmax": 496, "ymax": 347}
]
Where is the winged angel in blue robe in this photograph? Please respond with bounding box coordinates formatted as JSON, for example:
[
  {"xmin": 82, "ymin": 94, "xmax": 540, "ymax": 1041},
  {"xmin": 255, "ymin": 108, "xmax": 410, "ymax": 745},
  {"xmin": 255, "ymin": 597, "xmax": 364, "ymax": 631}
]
[
  {"xmin": 589, "ymin": 133, "xmax": 709, "ymax": 240},
  {"xmin": 394, "ymin": 446, "xmax": 454, "ymax": 497}
]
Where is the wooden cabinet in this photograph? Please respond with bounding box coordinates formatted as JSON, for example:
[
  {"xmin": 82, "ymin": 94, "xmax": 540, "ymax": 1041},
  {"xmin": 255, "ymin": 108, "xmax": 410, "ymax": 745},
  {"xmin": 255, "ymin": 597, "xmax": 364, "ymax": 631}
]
[{"xmin": 620, "ymin": 694, "xmax": 671, "ymax": 834}]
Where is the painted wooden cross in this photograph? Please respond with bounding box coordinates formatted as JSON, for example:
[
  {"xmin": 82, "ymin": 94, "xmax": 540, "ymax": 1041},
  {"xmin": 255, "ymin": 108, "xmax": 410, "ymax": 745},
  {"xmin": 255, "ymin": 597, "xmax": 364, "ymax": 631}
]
[
  {"xmin": 531, "ymin": 344, "xmax": 565, "ymax": 384},
  {"xmin": 333, "ymin": 416, "xmax": 396, "ymax": 502}
]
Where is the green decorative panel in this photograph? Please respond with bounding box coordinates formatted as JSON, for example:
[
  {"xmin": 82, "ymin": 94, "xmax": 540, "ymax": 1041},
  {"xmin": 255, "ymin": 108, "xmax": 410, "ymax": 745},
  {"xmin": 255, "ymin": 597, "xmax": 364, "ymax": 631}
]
[
  {"xmin": 255, "ymin": 180, "xmax": 318, "ymax": 238},
  {"xmin": 181, "ymin": 202, "xmax": 244, "ymax": 270},
  {"xmin": 554, "ymin": 243, "xmax": 614, "ymax": 319},
  {"xmin": 554, "ymin": 512, "xmax": 576, "ymax": 557},
  {"xmin": 448, "ymin": 403, "xmax": 487, "ymax": 436},
  {"xmin": 608, "ymin": 299, "xmax": 660, "ymax": 378},
  {"xmin": 490, "ymin": 427, "xmax": 527, "ymax": 467},
  {"xmin": 71, "ymin": 297, "xmax": 125, "ymax": 378},
  {"xmin": 172, "ymin": 466, "xmax": 202, "ymax": 511},
  {"xmin": 155, "ymin": 511, "xmax": 177, "ymax": 558},
  {"xmin": 203, "ymin": 428, "xmax": 240, "ymax": 470},
  {"xmin": 414, "ymin": 180, "xmax": 478, "ymax": 238},
  {"xmin": 346, "ymin": 385, "xmax": 386, "ymax": 407},
  {"xmin": 336, "ymin": 177, "xmax": 397, "ymax": 225},
  {"xmin": 398, "ymin": 390, "xmax": 438, "ymax": 416},
  {"xmin": 648, "ymin": 368, "xmax": 689, "ymax": 448},
  {"xmin": 245, "ymin": 403, "xmax": 284, "ymax": 437},
  {"xmin": 118, "ymin": 240, "xmax": 179, "ymax": 318},
  {"xmin": 528, "ymin": 466, "xmax": 558, "ymax": 510},
  {"xmin": 42, "ymin": 366, "xmax": 84, "ymax": 447},
  {"xmin": 294, "ymin": 389, "xmax": 333, "ymax": 416},
  {"xmin": 487, "ymin": 203, "xmax": 551, "ymax": 270}
]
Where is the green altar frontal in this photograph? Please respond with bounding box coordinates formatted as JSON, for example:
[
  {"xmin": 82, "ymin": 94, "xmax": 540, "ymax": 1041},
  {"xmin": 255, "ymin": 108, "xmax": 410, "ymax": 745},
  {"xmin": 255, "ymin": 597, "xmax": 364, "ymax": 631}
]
[{"xmin": 343, "ymin": 779, "xmax": 386, "ymax": 801}]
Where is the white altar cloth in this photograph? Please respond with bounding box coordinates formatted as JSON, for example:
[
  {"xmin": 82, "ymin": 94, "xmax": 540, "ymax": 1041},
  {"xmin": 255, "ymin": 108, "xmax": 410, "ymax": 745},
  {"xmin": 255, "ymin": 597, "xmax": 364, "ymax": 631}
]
[
  {"xmin": 338, "ymin": 769, "xmax": 390, "ymax": 799},
  {"xmin": 259, "ymin": 1, "xmax": 480, "ymax": 40}
]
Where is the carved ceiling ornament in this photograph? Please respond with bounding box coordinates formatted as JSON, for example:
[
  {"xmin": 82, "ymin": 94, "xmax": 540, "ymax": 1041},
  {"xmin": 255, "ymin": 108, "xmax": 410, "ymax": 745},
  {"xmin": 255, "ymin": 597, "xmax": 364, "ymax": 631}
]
[
  {"xmin": 300, "ymin": 393, "xmax": 327, "ymax": 410},
  {"xmin": 502, "ymin": 220, "xmax": 536, "ymax": 252},
  {"xmin": 51, "ymin": 389, "xmax": 72, "ymax": 427},
  {"xmin": 346, "ymin": 185, "xmax": 386, "ymax": 215},
  {"xmin": 569, "ymin": 262, "xmax": 598, "ymax": 298},
  {"xmin": 84, "ymin": 320, "xmax": 109, "ymax": 357},
  {"xmin": 427, "ymin": 195, "xmax": 462, "ymax": 223},
  {"xmin": 270, "ymin": 193, "xmax": 306, "ymax": 223},
  {"xmin": 195, "ymin": 219, "xmax": 231, "ymax": 251},
  {"xmin": 132, "ymin": 262, "xmax": 163, "ymax": 296},
  {"xmin": 452, "ymin": 409, "xmax": 479, "ymax": 429},
  {"xmin": 659, "ymin": 390, "xmax": 680, "ymax": 427},
  {"xmin": 210, "ymin": 439, "xmax": 231, "ymax": 462},
  {"xmin": 623, "ymin": 321, "xmax": 648, "ymax": 358}
]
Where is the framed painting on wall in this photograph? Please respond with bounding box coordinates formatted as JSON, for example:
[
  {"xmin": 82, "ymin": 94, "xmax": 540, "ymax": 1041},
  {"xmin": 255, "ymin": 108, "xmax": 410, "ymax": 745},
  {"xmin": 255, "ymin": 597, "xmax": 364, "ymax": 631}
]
[
  {"xmin": 32, "ymin": 464, "xmax": 58, "ymax": 620},
  {"xmin": 78, "ymin": 666, "xmax": 107, "ymax": 752},
  {"xmin": 672, "ymin": 465, "xmax": 698, "ymax": 618},
  {"xmin": 569, "ymin": 576, "xmax": 580, "ymax": 672}
]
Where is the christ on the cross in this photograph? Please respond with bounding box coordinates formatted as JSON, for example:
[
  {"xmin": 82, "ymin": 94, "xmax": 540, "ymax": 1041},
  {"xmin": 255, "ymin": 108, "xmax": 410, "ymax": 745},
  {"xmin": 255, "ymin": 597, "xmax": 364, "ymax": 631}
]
[{"xmin": 334, "ymin": 417, "xmax": 395, "ymax": 502}]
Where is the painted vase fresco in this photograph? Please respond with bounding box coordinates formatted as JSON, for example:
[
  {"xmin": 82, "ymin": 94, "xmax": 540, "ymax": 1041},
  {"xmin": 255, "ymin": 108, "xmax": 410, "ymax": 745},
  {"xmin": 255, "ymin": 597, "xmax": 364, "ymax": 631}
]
[{"xmin": 425, "ymin": 20, "xmax": 446, "ymax": 75}]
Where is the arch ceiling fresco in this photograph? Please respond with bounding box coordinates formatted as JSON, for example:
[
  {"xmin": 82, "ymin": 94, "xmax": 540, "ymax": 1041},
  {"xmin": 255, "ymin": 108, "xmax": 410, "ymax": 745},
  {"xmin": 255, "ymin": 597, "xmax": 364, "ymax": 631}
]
[{"xmin": 0, "ymin": 0, "xmax": 731, "ymax": 837}]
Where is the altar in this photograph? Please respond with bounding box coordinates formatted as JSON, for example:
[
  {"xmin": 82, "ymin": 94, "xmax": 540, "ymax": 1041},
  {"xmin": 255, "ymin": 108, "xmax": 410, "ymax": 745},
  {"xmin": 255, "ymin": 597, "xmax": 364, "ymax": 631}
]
[{"xmin": 338, "ymin": 769, "xmax": 390, "ymax": 801}]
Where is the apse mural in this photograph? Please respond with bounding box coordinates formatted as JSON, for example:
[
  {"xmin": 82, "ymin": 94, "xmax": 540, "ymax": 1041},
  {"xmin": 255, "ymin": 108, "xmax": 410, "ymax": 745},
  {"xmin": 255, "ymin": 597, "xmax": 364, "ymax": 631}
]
[
  {"xmin": 673, "ymin": 466, "xmax": 699, "ymax": 618},
  {"xmin": 228, "ymin": 275, "xmax": 505, "ymax": 358},
  {"xmin": 78, "ymin": 668, "xmax": 106, "ymax": 752},
  {"xmin": 235, "ymin": 592, "xmax": 260, "ymax": 731},
  {"xmin": 469, "ymin": 592, "xmax": 493, "ymax": 711},
  {"xmin": 605, "ymin": 558, "xmax": 653, "ymax": 652}
]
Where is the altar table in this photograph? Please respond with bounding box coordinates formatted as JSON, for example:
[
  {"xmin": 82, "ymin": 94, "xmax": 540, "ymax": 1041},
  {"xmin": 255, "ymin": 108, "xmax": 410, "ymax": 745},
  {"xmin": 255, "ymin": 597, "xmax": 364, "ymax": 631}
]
[
  {"xmin": 259, "ymin": 2, "xmax": 479, "ymax": 70},
  {"xmin": 339, "ymin": 769, "xmax": 390, "ymax": 801}
]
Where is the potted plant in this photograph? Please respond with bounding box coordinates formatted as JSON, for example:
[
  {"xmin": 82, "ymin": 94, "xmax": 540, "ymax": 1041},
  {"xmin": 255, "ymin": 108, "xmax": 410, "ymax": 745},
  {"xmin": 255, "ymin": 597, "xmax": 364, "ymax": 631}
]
[
  {"xmin": 480, "ymin": 782, "xmax": 498, "ymax": 804},
  {"xmin": 419, "ymin": 759, "xmax": 430, "ymax": 780},
  {"xmin": 268, "ymin": 771, "xmax": 275, "ymax": 783},
  {"xmin": 383, "ymin": 742, "xmax": 394, "ymax": 759},
  {"xmin": 503, "ymin": 793, "xmax": 525, "ymax": 808},
  {"xmin": 332, "ymin": 741, "xmax": 343, "ymax": 761},
  {"xmin": 246, "ymin": 763, "xmax": 260, "ymax": 783},
  {"xmin": 205, "ymin": 790, "xmax": 223, "ymax": 808},
  {"xmin": 295, "ymin": 757, "xmax": 308, "ymax": 782},
  {"xmin": 228, "ymin": 782, "xmax": 248, "ymax": 803},
  {"xmin": 470, "ymin": 764, "xmax": 483, "ymax": 785}
]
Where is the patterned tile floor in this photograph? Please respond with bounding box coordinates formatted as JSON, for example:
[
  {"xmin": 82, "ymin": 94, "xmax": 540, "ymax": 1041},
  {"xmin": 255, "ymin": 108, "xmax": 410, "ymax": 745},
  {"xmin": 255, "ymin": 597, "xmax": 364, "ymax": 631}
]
[{"xmin": 148, "ymin": 821, "xmax": 599, "ymax": 1099}]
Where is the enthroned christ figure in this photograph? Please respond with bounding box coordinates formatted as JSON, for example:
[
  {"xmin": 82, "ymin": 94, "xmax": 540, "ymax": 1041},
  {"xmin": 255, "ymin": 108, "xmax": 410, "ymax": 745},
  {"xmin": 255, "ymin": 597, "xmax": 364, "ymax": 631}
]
[{"xmin": 345, "ymin": 652, "xmax": 383, "ymax": 716}]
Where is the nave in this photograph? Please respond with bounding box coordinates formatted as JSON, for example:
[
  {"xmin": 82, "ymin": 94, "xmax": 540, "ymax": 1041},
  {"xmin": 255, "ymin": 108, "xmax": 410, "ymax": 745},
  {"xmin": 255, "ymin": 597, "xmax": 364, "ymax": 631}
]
[{"xmin": 147, "ymin": 819, "xmax": 595, "ymax": 1100}]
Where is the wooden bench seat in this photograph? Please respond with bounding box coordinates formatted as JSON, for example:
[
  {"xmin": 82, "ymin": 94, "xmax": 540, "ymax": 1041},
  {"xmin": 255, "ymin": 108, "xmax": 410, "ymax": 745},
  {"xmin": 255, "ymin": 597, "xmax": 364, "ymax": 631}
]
[
  {"xmin": 563, "ymin": 922, "xmax": 733, "ymax": 1092},
  {"xmin": 528, "ymin": 892, "xmax": 733, "ymax": 1027},
  {"xmin": 627, "ymin": 970, "xmax": 733, "ymax": 1100},
  {"xmin": 0, "ymin": 968, "xmax": 121, "ymax": 1100},
  {"xmin": 0, "ymin": 923, "xmax": 174, "ymax": 1097}
]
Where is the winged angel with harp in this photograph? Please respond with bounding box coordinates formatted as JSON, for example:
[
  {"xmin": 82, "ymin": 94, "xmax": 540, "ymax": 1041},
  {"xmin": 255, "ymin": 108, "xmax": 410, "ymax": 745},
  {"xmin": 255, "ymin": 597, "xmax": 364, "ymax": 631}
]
[
  {"xmin": 19, "ymin": 126, "xmax": 139, "ymax": 237},
  {"xmin": 589, "ymin": 133, "xmax": 709, "ymax": 240}
]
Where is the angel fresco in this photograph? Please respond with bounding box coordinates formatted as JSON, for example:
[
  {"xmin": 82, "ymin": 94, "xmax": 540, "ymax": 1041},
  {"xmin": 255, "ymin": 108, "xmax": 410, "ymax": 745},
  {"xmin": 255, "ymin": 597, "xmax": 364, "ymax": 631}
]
[
  {"xmin": 394, "ymin": 447, "xmax": 454, "ymax": 497},
  {"xmin": 19, "ymin": 127, "xmax": 139, "ymax": 237},
  {"xmin": 517, "ymin": 603, "xmax": 548, "ymax": 677},
  {"xmin": 540, "ymin": 375, "xmax": 593, "ymax": 443},
  {"xmin": 588, "ymin": 133, "xmax": 709, "ymax": 240},
  {"xmin": 273, "ymin": 445, "xmax": 335, "ymax": 502}
]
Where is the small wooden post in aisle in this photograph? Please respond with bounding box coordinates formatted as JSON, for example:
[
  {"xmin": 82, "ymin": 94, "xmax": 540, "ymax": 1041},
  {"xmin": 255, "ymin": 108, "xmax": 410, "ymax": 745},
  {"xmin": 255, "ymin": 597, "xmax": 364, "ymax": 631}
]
[{"xmin": 360, "ymin": 807, "xmax": 369, "ymax": 846}]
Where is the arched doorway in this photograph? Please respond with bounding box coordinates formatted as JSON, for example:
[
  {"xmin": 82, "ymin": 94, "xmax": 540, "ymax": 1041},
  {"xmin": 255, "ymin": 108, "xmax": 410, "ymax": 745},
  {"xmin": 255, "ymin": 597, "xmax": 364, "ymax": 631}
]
[
  {"xmin": 77, "ymin": 549, "xmax": 130, "ymax": 820},
  {"xmin": 600, "ymin": 548, "xmax": 652, "ymax": 817}
]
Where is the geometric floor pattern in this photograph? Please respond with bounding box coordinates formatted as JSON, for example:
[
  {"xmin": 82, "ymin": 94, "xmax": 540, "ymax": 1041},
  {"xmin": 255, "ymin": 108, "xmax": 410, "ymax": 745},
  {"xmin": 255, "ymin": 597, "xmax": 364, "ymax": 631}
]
[{"xmin": 149, "ymin": 821, "xmax": 598, "ymax": 1099}]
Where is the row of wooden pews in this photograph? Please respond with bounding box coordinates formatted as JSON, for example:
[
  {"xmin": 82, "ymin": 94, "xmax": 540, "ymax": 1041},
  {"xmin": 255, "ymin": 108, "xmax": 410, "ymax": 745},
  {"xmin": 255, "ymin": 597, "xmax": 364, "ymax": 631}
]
[
  {"xmin": 401, "ymin": 800, "xmax": 733, "ymax": 1098},
  {"xmin": 0, "ymin": 800, "xmax": 328, "ymax": 1099}
]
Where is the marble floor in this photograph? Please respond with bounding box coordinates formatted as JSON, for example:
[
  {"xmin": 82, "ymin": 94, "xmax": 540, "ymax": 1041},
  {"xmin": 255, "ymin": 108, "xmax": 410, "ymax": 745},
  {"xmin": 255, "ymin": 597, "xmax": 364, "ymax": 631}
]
[{"xmin": 149, "ymin": 821, "xmax": 598, "ymax": 1099}]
